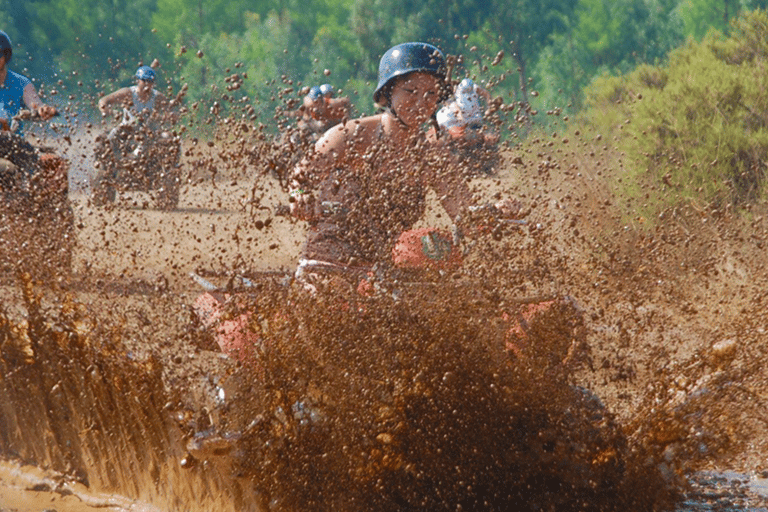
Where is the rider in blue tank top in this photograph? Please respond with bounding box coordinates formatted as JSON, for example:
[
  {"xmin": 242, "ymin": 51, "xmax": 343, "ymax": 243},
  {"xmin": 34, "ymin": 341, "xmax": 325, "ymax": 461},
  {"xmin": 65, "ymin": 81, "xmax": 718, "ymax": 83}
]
[
  {"xmin": 0, "ymin": 29, "xmax": 57, "ymax": 174},
  {"xmin": 0, "ymin": 69, "xmax": 31, "ymax": 132}
]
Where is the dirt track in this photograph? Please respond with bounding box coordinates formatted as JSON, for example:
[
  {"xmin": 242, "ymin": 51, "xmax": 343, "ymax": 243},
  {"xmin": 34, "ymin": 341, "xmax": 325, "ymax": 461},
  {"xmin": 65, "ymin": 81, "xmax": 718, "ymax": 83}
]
[{"xmin": 4, "ymin": 130, "xmax": 768, "ymax": 510}]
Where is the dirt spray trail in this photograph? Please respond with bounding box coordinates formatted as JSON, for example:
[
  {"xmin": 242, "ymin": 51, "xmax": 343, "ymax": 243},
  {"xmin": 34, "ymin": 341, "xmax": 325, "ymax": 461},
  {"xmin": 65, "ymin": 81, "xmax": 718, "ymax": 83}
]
[{"xmin": 4, "ymin": 93, "xmax": 768, "ymax": 511}]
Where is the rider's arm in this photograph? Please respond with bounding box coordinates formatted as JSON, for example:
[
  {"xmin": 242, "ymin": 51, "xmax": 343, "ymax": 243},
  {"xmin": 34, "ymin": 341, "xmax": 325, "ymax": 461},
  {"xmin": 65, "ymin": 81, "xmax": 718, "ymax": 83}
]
[
  {"xmin": 288, "ymin": 122, "xmax": 348, "ymax": 221},
  {"xmin": 289, "ymin": 116, "xmax": 379, "ymax": 221},
  {"xmin": 430, "ymin": 157, "xmax": 523, "ymax": 225},
  {"xmin": 431, "ymin": 166, "xmax": 476, "ymax": 220},
  {"xmin": 22, "ymin": 83, "xmax": 56, "ymax": 120},
  {"xmin": 98, "ymin": 88, "xmax": 131, "ymax": 118}
]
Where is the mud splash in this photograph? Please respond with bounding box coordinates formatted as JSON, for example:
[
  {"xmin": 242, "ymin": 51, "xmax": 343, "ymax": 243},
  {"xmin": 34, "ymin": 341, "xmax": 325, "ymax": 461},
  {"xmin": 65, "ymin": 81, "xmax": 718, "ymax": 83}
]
[
  {"xmin": 0, "ymin": 263, "xmax": 681, "ymax": 512},
  {"xmin": 0, "ymin": 275, "xmax": 260, "ymax": 511},
  {"xmin": 3, "ymin": 62, "xmax": 768, "ymax": 512}
]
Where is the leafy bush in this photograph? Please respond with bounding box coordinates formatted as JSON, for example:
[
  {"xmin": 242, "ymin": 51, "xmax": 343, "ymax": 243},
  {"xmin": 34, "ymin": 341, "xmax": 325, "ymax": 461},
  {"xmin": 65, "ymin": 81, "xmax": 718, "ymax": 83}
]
[{"xmin": 580, "ymin": 9, "xmax": 768, "ymax": 221}]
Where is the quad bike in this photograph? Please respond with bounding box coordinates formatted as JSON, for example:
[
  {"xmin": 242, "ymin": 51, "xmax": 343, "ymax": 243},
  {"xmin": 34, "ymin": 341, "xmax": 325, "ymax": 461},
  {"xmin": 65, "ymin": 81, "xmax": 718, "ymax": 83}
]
[
  {"xmin": 0, "ymin": 110, "xmax": 74, "ymax": 276},
  {"xmin": 92, "ymin": 108, "xmax": 181, "ymax": 210},
  {"xmin": 184, "ymin": 222, "xmax": 636, "ymax": 512},
  {"xmin": 191, "ymin": 218, "xmax": 585, "ymax": 377}
]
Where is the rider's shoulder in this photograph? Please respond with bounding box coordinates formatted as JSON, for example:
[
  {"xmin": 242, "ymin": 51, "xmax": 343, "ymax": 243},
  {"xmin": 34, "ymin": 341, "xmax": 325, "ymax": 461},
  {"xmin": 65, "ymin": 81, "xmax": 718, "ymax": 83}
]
[
  {"xmin": 5, "ymin": 69, "xmax": 30, "ymax": 89},
  {"xmin": 315, "ymin": 114, "xmax": 382, "ymax": 154}
]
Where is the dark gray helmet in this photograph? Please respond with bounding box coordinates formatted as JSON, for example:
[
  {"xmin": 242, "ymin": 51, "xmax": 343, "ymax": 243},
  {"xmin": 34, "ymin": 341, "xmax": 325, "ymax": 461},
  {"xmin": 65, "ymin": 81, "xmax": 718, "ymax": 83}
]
[
  {"xmin": 319, "ymin": 83, "xmax": 334, "ymax": 97},
  {"xmin": 373, "ymin": 42, "xmax": 447, "ymax": 107},
  {"xmin": 0, "ymin": 31, "xmax": 12, "ymax": 63}
]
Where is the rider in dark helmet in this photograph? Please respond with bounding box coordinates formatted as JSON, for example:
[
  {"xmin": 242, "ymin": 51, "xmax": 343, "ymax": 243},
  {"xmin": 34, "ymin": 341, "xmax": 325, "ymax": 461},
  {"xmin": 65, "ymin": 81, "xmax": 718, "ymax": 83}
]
[{"xmin": 289, "ymin": 42, "xmax": 518, "ymax": 292}]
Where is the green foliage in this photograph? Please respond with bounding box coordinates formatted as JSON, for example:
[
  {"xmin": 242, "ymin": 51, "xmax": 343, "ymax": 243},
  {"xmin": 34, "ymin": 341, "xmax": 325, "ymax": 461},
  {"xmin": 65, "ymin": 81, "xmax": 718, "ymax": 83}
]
[
  {"xmin": 534, "ymin": 0, "xmax": 684, "ymax": 116},
  {"xmin": 5, "ymin": 0, "xmax": 768, "ymax": 140},
  {"xmin": 581, "ymin": 9, "xmax": 768, "ymax": 220}
]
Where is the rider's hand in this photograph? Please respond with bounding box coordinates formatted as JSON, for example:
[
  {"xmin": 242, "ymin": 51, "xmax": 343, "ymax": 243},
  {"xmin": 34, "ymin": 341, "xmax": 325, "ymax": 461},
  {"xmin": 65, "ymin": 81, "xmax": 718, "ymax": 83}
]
[{"xmin": 36, "ymin": 105, "xmax": 57, "ymax": 121}]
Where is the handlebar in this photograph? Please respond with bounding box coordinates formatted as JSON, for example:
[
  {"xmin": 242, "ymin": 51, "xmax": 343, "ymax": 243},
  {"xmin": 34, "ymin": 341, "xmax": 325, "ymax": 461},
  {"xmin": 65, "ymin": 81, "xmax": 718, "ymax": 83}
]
[
  {"xmin": 1, "ymin": 109, "xmax": 60, "ymax": 132},
  {"xmin": 13, "ymin": 109, "xmax": 60, "ymax": 122}
]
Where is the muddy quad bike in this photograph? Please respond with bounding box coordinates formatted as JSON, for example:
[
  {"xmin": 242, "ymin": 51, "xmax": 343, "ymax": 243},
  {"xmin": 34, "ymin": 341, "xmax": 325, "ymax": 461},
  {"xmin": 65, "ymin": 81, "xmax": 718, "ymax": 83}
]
[
  {"xmin": 92, "ymin": 108, "xmax": 181, "ymax": 210},
  {"xmin": 191, "ymin": 218, "xmax": 585, "ymax": 379},
  {"xmin": 0, "ymin": 110, "xmax": 74, "ymax": 276}
]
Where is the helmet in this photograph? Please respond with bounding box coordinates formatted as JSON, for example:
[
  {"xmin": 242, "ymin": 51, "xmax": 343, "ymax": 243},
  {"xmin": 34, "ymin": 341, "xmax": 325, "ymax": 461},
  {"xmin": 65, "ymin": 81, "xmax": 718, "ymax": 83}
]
[
  {"xmin": 373, "ymin": 42, "xmax": 447, "ymax": 107},
  {"xmin": 135, "ymin": 65, "xmax": 156, "ymax": 82},
  {"xmin": 457, "ymin": 78, "xmax": 475, "ymax": 94},
  {"xmin": 0, "ymin": 31, "xmax": 12, "ymax": 63},
  {"xmin": 307, "ymin": 86, "xmax": 322, "ymax": 101},
  {"xmin": 319, "ymin": 83, "xmax": 334, "ymax": 97}
]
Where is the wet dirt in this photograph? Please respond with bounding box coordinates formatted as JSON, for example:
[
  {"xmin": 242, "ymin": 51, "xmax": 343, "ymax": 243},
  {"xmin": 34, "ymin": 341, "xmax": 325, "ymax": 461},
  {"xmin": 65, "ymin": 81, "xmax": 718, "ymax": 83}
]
[{"xmin": 2, "ymin": 126, "xmax": 768, "ymax": 511}]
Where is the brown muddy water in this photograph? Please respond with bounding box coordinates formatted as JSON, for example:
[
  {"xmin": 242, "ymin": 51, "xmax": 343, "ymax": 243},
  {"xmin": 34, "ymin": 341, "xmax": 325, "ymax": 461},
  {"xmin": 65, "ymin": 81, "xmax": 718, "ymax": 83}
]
[{"xmin": 3, "ymin": 126, "xmax": 768, "ymax": 511}]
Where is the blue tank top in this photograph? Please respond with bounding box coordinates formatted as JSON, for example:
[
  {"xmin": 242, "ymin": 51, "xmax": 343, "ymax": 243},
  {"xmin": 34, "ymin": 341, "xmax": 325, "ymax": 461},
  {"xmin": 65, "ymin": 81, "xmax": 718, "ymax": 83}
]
[
  {"xmin": 0, "ymin": 70, "xmax": 31, "ymax": 133},
  {"xmin": 130, "ymin": 85, "xmax": 159, "ymax": 130}
]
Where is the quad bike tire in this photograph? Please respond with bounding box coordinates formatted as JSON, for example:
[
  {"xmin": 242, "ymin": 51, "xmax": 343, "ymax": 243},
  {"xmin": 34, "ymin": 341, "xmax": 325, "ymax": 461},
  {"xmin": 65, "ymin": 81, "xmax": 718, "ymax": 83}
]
[
  {"xmin": 91, "ymin": 167, "xmax": 117, "ymax": 206},
  {"xmin": 155, "ymin": 165, "xmax": 181, "ymax": 211},
  {"xmin": 92, "ymin": 135, "xmax": 118, "ymax": 207}
]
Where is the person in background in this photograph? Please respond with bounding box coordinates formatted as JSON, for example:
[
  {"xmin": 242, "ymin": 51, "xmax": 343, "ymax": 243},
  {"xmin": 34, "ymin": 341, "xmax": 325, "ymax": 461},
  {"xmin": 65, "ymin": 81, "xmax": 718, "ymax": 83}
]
[
  {"xmin": 437, "ymin": 78, "xmax": 494, "ymax": 140},
  {"xmin": 297, "ymin": 84, "xmax": 352, "ymax": 141},
  {"xmin": 98, "ymin": 65, "xmax": 176, "ymax": 129},
  {"xmin": 436, "ymin": 77, "xmax": 499, "ymax": 174}
]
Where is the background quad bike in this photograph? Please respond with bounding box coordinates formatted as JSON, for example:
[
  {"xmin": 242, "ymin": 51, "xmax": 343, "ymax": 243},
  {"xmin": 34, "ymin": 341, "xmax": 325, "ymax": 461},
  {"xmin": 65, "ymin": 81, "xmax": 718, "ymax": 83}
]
[{"xmin": 92, "ymin": 119, "xmax": 182, "ymax": 211}]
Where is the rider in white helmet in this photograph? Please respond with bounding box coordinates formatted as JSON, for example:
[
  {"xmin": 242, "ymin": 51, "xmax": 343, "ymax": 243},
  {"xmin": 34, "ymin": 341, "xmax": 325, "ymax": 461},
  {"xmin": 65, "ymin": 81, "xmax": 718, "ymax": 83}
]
[{"xmin": 436, "ymin": 78, "xmax": 491, "ymax": 138}]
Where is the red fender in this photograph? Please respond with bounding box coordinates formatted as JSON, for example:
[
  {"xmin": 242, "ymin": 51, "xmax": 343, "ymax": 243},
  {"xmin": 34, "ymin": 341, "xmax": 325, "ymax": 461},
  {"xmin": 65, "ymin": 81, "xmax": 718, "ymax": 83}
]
[
  {"xmin": 193, "ymin": 292, "xmax": 263, "ymax": 363},
  {"xmin": 392, "ymin": 227, "xmax": 463, "ymax": 270}
]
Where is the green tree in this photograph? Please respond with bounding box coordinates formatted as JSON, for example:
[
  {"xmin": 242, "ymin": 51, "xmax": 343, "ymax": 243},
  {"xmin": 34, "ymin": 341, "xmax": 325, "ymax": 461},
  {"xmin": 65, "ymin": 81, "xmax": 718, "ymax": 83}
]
[
  {"xmin": 582, "ymin": 9, "xmax": 768, "ymax": 219},
  {"xmin": 535, "ymin": 0, "xmax": 683, "ymax": 116}
]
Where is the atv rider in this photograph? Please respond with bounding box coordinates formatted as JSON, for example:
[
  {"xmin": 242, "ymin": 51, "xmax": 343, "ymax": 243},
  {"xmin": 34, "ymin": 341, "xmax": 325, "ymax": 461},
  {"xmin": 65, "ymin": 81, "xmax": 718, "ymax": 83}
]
[
  {"xmin": 294, "ymin": 84, "xmax": 353, "ymax": 142},
  {"xmin": 0, "ymin": 29, "xmax": 72, "ymax": 273},
  {"xmin": 94, "ymin": 65, "xmax": 180, "ymax": 208},
  {"xmin": 289, "ymin": 42, "xmax": 518, "ymax": 292},
  {"xmin": 97, "ymin": 65, "xmax": 177, "ymax": 154},
  {"xmin": 317, "ymin": 83, "xmax": 352, "ymax": 129},
  {"xmin": 0, "ymin": 29, "xmax": 62, "ymax": 202},
  {"xmin": 98, "ymin": 65, "xmax": 176, "ymax": 129},
  {"xmin": 0, "ymin": 29, "xmax": 59, "ymax": 182},
  {"xmin": 435, "ymin": 77, "xmax": 499, "ymax": 174}
]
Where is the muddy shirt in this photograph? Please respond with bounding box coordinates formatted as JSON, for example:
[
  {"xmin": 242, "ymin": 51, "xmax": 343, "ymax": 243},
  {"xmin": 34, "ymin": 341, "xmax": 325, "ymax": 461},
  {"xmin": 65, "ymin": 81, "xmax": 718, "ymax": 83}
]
[
  {"xmin": 130, "ymin": 86, "xmax": 160, "ymax": 131},
  {"xmin": 301, "ymin": 130, "xmax": 443, "ymax": 268}
]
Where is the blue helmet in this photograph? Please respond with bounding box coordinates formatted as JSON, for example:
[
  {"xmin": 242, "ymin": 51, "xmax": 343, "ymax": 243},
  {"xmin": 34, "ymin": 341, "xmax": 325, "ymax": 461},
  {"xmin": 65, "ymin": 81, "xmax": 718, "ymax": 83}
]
[
  {"xmin": 373, "ymin": 42, "xmax": 447, "ymax": 107},
  {"xmin": 319, "ymin": 83, "xmax": 334, "ymax": 97},
  {"xmin": 307, "ymin": 86, "xmax": 322, "ymax": 101},
  {"xmin": 135, "ymin": 65, "xmax": 156, "ymax": 82},
  {"xmin": 0, "ymin": 31, "xmax": 12, "ymax": 63}
]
